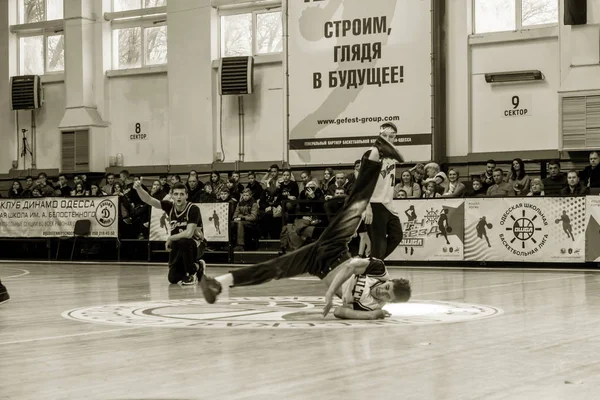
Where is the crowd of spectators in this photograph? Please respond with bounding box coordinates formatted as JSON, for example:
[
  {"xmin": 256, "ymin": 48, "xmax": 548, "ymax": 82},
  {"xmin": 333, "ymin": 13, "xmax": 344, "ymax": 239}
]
[{"xmin": 3, "ymin": 151, "xmax": 600, "ymax": 251}]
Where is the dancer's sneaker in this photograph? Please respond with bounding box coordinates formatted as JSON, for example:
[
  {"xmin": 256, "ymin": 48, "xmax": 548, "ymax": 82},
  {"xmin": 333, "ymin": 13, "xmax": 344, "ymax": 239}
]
[
  {"xmin": 0, "ymin": 281, "xmax": 10, "ymax": 305},
  {"xmin": 200, "ymin": 275, "xmax": 222, "ymax": 304},
  {"xmin": 181, "ymin": 273, "xmax": 198, "ymax": 286},
  {"xmin": 374, "ymin": 136, "xmax": 404, "ymax": 163}
]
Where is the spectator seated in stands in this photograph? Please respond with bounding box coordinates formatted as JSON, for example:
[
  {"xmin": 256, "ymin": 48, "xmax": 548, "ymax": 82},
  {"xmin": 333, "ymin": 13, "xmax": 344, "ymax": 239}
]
[
  {"xmin": 186, "ymin": 175, "xmax": 203, "ymax": 203},
  {"xmin": 102, "ymin": 173, "xmax": 116, "ymax": 195},
  {"xmin": 298, "ymin": 170, "xmax": 313, "ymax": 192},
  {"xmin": 422, "ymin": 181, "xmax": 441, "ymax": 198},
  {"xmin": 465, "ymin": 178, "xmax": 487, "ymax": 197},
  {"xmin": 231, "ymin": 188, "xmax": 259, "ymax": 251},
  {"xmin": 57, "ymin": 174, "xmax": 72, "ymax": 197},
  {"xmin": 71, "ymin": 182, "xmax": 89, "ymax": 197},
  {"xmin": 508, "ymin": 158, "xmax": 530, "ymax": 196},
  {"xmin": 480, "ymin": 159, "xmax": 496, "ymax": 191},
  {"xmin": 410, "ymin": 163, "xmax": 425, "ymax": 190},
  {"xmin": 443, "ymin": 168, "xmax": 466, "ymax": 197},
  {"xmin": 36, "ymin": 172, "xmax": 55, "ymax": 197},
  {"xmin": 286, "ymin": 180, "xmax": 326, "ymax": 250},
  {"xmin": 217, "ymin": 188, "xmax": 236, "ymax": 229},
  {"xmin": 423, "ymin": 162, "xmax": 448, "ymax": 195},
  {"xmin": 261, "ymin": 164, "xmax": 280, "ymax": 195},
  {"xmin": 324, "ymin": 188, "xmax": 348, "ymax": 221},
  {"xmin": 90, "ymin": 183, "xmax": 106, "ymax": 197},
  {"xmin": 396, "ymin": 189, "xmax": 407, "ymax": 199},
  {"xmin": 207, "ymin": 171, "xmax": 226, "ymax": 198},
  {"xmin": 7, "ymin": 180, "xmax": 23, "ymax": 198},
  {"xmin": 527, "ymin": 178, "xmax": 545, "ymax": 196},
  {"xmin": 199, "ymin": 184, "xmax": 216, "ymax": 203},
  {"xmin": 258, "ymin": 187, "xmax": 282, "ymax": 240},
  {"xmin": 325, "ymin": 172, "xmax": 347, "ymax": 200},
  {"xmin": 580, "ymin": 151, "xmax": 600, "ymax": 189},
  {"xmin": 345, "ymin": 159, "xmax": 361, "ymax": 193},
  {"xmin": 560, "ymin": 170, "xmax": 590, "ymax": 196},
  {"xmin": 395, "ymin": 169, "xmax": 421, "ymax": 199},
  {"xmin": 22, "ymin": 176, "xmax": 34, "ymax": 198},
  {"xmin": 31, "ymin": 186, "xmax": 43, "ymax": 198},
  {"xmin": 159, "ymin": 175, "xmax": 170, "ymax": 194},
  {"xmin": 276, "ymin": 169, "xmax": 300, "ymax": 215},
  {"xmin": 542, "ymin": 160, "xmax": 567, "ymax": 196},
  {"xmin": 319, "ymin": 167, "xmax": 335, "ymax": 191},
  {"xmin": 228, "ymin": 171, "xmax": 244, "ymax": 202},
  {"xmin": 486, "ymin": 168, "xmax": 515, "ymax": 197},
  {"xmin": 246, "ymin": 171, "xmax": 264, "ymax": 201}
]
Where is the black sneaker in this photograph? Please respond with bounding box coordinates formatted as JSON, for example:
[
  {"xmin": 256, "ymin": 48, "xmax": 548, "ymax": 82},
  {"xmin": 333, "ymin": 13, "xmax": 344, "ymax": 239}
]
[
  {"xmin": 374, "ymin": 136, "xmax": 404, "ymax": 164},
  {"xmin": 0, "ymin": 281, "xmax": 10, "ymax": 305},
  {"xmin": 200, "ymin": 275, "xmax": 222, "ymax": 304},
  {"xmin": 181, "ymin": 273, "xmax": 198, "ymax": 286}
]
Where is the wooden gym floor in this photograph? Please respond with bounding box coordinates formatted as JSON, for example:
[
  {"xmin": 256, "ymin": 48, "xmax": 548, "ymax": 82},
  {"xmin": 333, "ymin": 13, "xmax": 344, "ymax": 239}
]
[{"xmin": 1, "ymin": 261, "xmax": 600, "ymax": 400}]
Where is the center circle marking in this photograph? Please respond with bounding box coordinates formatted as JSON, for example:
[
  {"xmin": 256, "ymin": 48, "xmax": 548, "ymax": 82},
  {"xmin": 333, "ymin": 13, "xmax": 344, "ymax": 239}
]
[{"xmin": 62, "ymin": 297, "xmax": 503, "ymax": 329}]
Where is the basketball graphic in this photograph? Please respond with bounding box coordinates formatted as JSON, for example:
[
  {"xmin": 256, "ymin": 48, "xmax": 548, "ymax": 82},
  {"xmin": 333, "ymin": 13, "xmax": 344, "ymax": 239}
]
[
  {"xmin": 486, "ymin": 223, "xmax": 493, "ymax": 229},
  {"xmin": 446, "ymin": 227, "xmax": 453, "ymax": 233},
  {"xmin": 555, "ymin": 219, "xmax": 560, "ymax": 224}
]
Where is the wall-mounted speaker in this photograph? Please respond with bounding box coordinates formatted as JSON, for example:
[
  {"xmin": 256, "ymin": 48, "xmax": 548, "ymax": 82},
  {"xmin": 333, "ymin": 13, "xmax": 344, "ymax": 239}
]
[
  {"xmin": 564, "ymin": 0, "xmax": 586, "ymax": 26},
  {"xmin": 219, "ymin": 56, "xmax": 254, "ymax": 96},
  {"xmin": 10, "ymin": 75, "xmax": 43, "ymax": 110}
]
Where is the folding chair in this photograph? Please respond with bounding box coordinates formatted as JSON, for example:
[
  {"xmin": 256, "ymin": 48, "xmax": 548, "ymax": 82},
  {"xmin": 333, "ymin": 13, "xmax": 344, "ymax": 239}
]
[{"xmin": 55, "ymin": 219, "xmax": 92, "ymax": 261}]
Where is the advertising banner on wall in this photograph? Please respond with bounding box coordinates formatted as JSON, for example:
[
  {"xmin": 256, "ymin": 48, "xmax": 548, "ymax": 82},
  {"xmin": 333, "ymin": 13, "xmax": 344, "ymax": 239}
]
[
  {"xmin": 464, "ymin": 198, "xmax": 586, "ymax": 263},
  {"xmin": 287, "ymin": 0, "xmax": 432, "ymax": 165},
  {"xmin": 150, "ymin": 203, "xmax": 230, "ymax": 242},
  {"xmin": 0, "ymin": 197, "xmax": 118, "ymax": 238},
  {"xmin": 585, "ymin": 196, "xmax": 600, "ymax": 261},
  {"xmin": 386, "ymin": 199, "xmax": 465, "ymax": 261}
]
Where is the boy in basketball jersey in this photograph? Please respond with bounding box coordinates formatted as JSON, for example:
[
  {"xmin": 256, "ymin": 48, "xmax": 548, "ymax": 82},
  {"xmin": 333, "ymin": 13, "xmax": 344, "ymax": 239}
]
[
  {"xmin": 134, "ymin": 180, "xmax": 206, "ymax": 285},
  {"xmin": 364, "ymin": 122, "xmax": 403, "ymax": 259},
  {"xmin": 199, "ymin": 136, "xmax": 412, "ymax": 319}
]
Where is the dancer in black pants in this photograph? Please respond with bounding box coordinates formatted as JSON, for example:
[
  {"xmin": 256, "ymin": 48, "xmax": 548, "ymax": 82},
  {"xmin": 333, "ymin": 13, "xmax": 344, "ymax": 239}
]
[
  {"xmin": 134, "ymin": 181, "xmax": 206, "ymax": 285},
  {"xmin": 200, "ymin": 137, "xmax": 412, "ymax": 320},
  {"xmin": 364, "ymin": 123, "xmax": 404, "ymax": 259},
  {"xmin": 0, "ymin": 279, "xmax": 9, "ymax": 305}
]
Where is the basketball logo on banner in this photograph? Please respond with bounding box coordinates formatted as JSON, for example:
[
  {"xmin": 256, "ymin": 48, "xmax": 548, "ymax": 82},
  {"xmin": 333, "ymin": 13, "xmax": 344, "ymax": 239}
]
[
  {"xmin": 95, "ymin": 199, "xmax": 117, "ymax": 227},
  {"xmin": 149, "ymin": 203, "xmax": 230, "ymax": 242}
]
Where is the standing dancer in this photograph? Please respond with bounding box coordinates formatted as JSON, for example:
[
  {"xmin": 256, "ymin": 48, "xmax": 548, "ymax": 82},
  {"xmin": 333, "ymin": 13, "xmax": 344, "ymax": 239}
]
[
  {"xmin": 364, "ymin": 123, "xmax": 404, "ymax": 260},
  {"xmin": 199, "ymin": 136, "xmax": 412, "ymax": 319}
]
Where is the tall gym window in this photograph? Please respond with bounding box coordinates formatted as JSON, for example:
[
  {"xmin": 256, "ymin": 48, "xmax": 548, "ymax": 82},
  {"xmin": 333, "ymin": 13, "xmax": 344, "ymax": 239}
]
[
  {"xmin": 113, "ymin": 0, "xmax": 166, "ymax": 12},
  {"xmin": 109, "ymin": 1, "xmax": 168, "ymax": 69},
  {"xmin": 15, "ymin": 0, "xmax": 65, "ymax": 75},
  {"xmin": 220, "ymin": 10, "xmax": 282, "ymax": 57},
  {"xmin": 18, "ymin": 0, "xmax": 64, "ymax": 24},
  {"xmin": 474, "ymin": 0, "xmax": 558, "ymax": 34}
]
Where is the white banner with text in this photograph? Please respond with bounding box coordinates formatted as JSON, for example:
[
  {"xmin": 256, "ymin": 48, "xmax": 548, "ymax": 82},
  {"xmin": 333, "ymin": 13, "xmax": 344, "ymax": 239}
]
[
  {"xmin": 287, "ymin": 0, "xmax": 432, "ymax": 164},
  {"xmin": 150, "ymin": 203, "xmax": 230, "ymax": 242},
  {"xmin": 0, "ymin": 197, "xmax": 118, "ymax": 238},
  {"xmin": 464, "ymin": 197, "xmax": 586, "ymax": 263}
]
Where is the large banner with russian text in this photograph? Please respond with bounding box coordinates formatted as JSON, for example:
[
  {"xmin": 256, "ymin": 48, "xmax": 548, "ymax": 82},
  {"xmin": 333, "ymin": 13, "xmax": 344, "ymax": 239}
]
[
  {"xmin": 585, "ymin": 196, "xmax": 600, "ymax": 261},
  {"xmin": 464, "ymin": 198, "xmax": 586, "ymax": 263},
  {"xmin": 0, "ymin": 197, "xmax": 118, "ymax": 237},
  {"xmin": 287, "ymin": 0, "xmax": 432, "ymax": 165},
  {"xmin": 149, "ymin": 203, "xmax": 230, "ymax": 242},
  {"xmin": 386, "ymin": 199, "xmax": 465, "ymax": 261}
]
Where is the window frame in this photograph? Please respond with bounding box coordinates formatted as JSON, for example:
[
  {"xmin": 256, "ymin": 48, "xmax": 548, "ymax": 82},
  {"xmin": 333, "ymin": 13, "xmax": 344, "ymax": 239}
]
[
  {"xmin": 110, "ymin": 13, "xmax": 167, "ymax": 70},
  {"xmin": 472, "ymin": 0, "xmax": 558, "ymax": 35},
  {"xmin": 16, "ymin": 28, "xmax": 65, "ymax": 76},
  {"xmin": 218, "ymin": 6, "xmax": 283, "ymax": 59},
  {"xmin": 18, "ymin": 0, "xmax": 64, "ymax": 25},
  {"xmin": 111, "ymin": 0, "xmax": 167, "ymax": 13}
]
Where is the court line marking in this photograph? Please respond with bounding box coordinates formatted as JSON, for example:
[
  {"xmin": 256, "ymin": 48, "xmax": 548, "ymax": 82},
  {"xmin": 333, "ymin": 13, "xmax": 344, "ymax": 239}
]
[
  {"xmin": 0, "ymin": 326, "xmax": 143, "ymax": 346},
  {"xmin": 0, "ymin": 268, "xmax": 30, "ymax": 279},
  {"xmin": 1, "ymin": 260, "xmax": 599, "ymax": 274},
  {"xmin": 419, "ymin": 274, "xmax": 583, "ymax": 296}
]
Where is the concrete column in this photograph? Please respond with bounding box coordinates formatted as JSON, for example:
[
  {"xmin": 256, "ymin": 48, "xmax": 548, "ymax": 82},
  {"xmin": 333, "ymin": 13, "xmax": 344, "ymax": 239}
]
[
  {"xmin": 59, "ymin": 0, "xmax": 107, "ymax": 172},
  {"xmin": 167, "ymin": 0, "xmax": 216, "ymax": 165}
]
